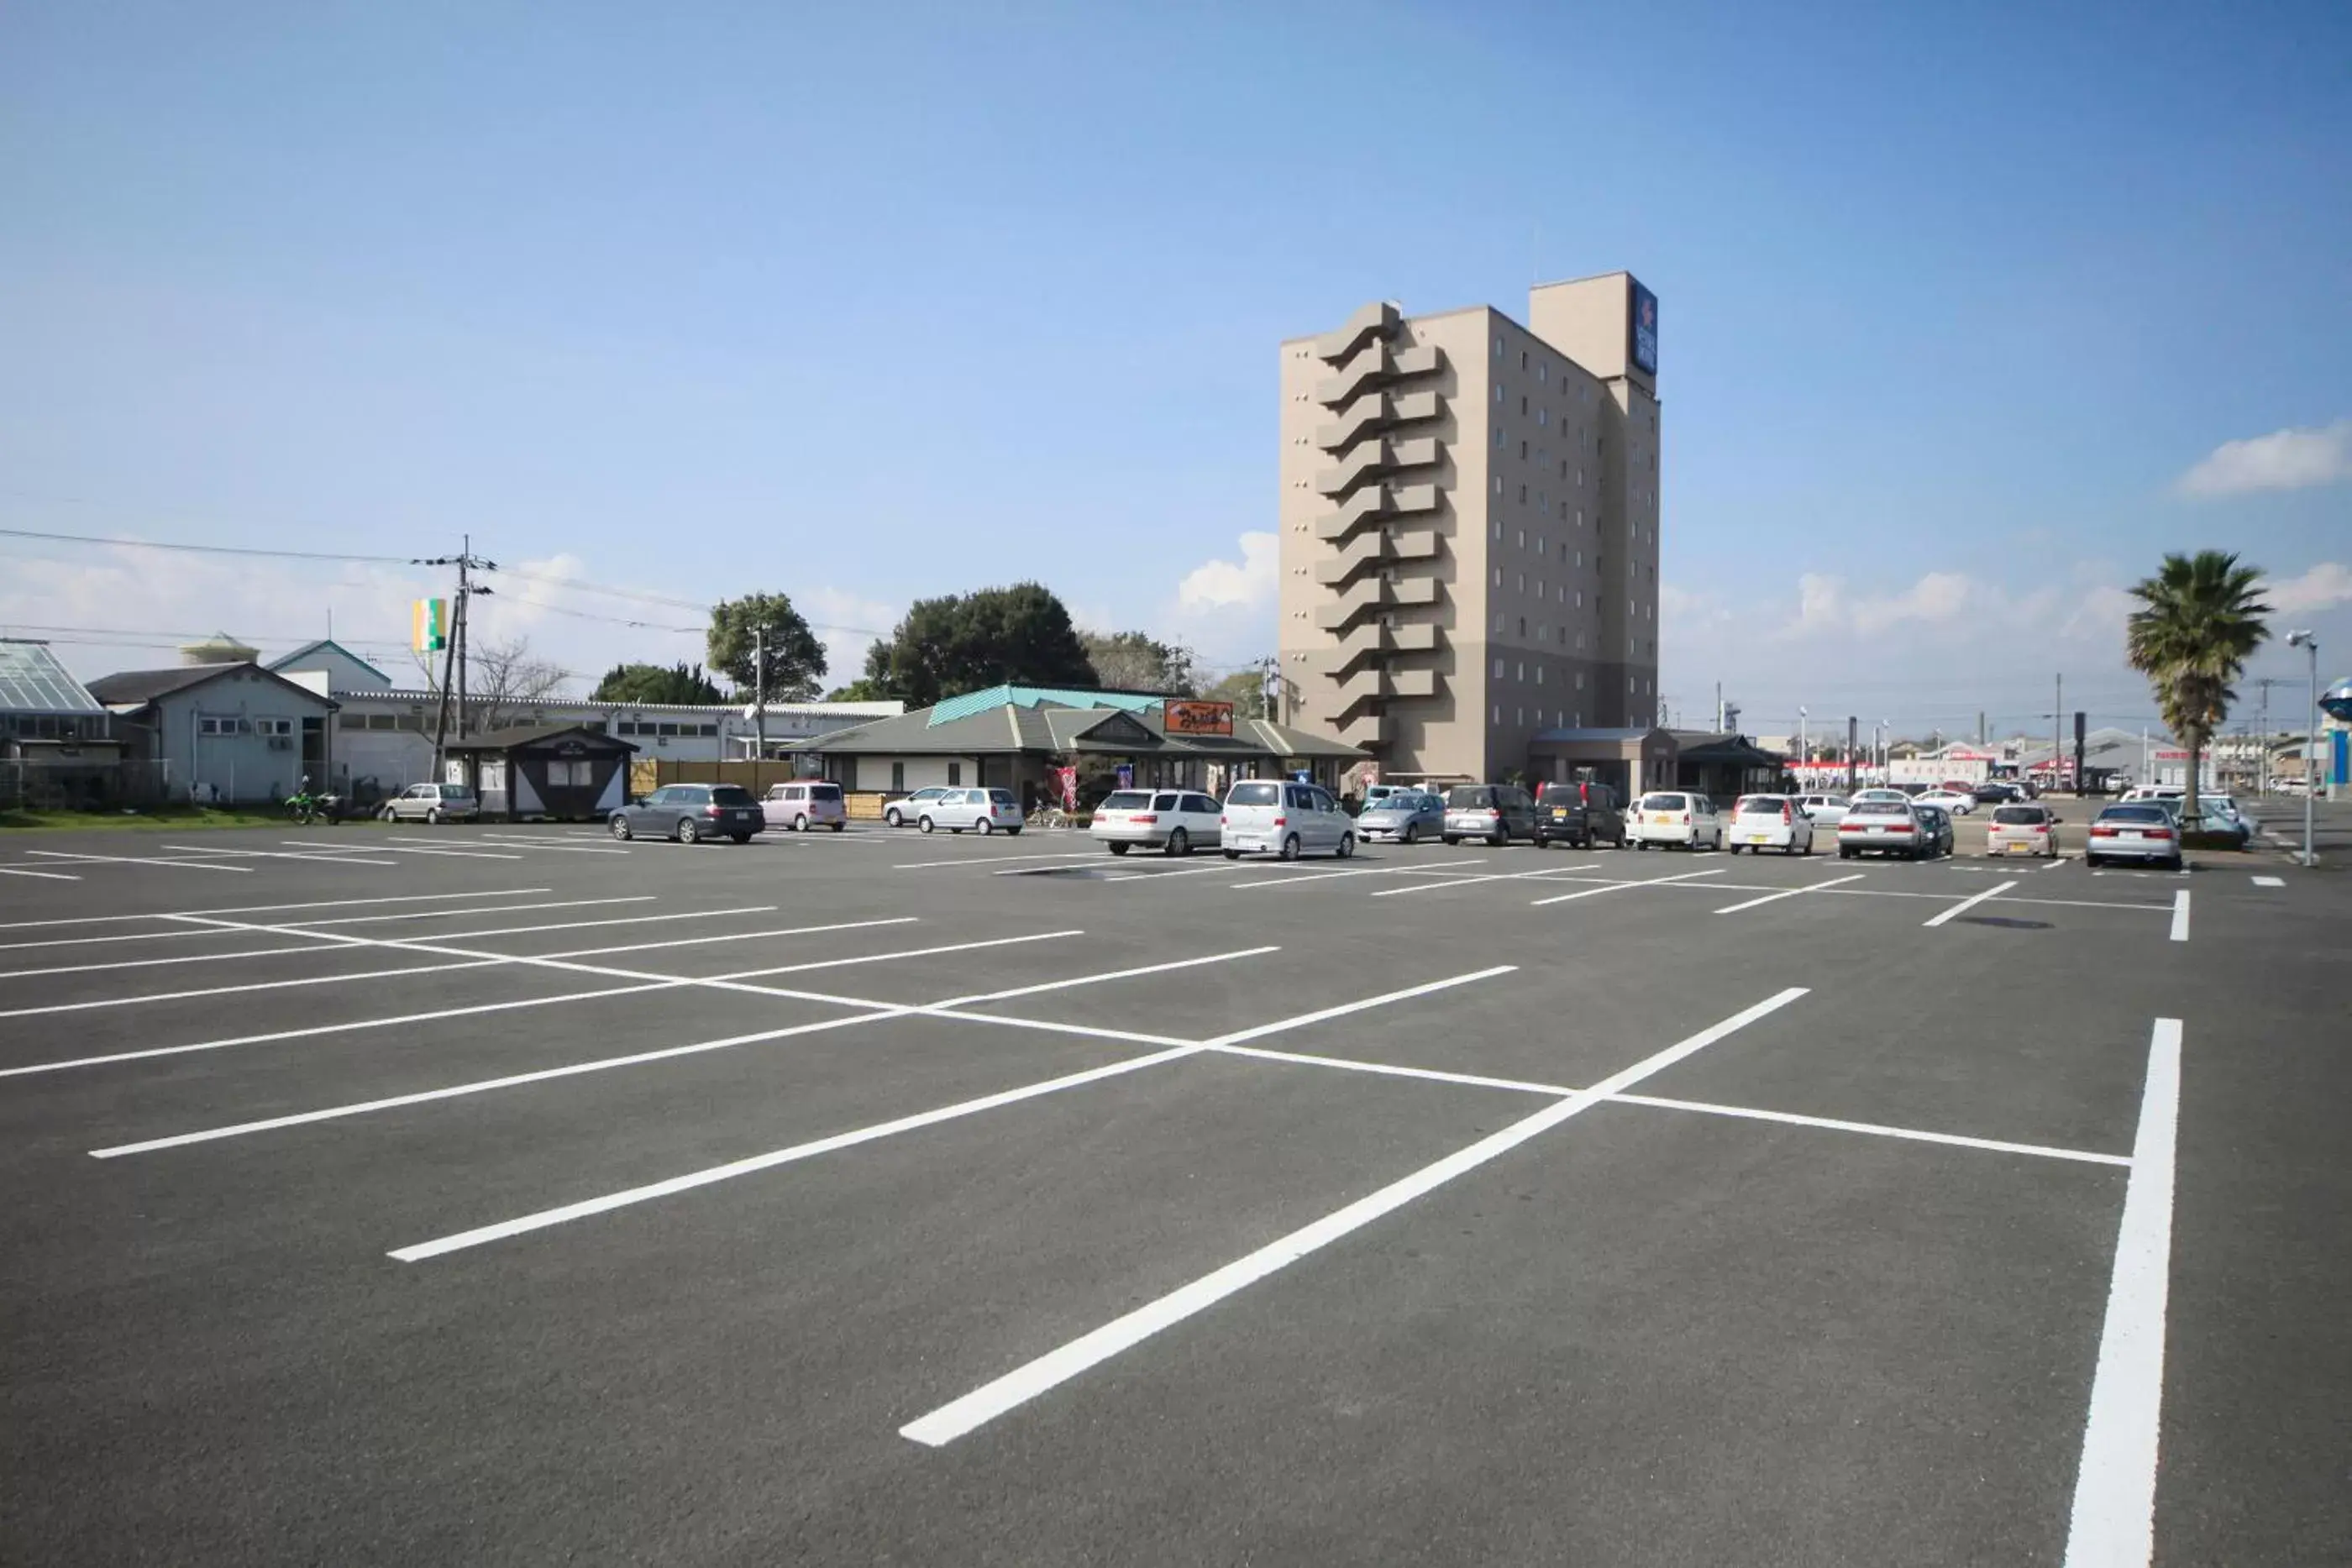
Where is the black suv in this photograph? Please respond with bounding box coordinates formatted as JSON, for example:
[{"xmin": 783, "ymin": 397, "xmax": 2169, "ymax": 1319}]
[{"xmin": 1534, "ymin": 781, "xmax": 1627, "ymax": 848}]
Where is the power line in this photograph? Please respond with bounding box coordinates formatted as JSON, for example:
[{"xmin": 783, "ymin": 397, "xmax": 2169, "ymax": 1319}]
[{"xmin": 0, "ymin": 526, "xmax": 419, "ymax": 566}]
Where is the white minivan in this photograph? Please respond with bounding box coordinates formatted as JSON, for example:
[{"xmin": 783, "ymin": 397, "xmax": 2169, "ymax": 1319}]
[{"xmin": 1220, "ymin": 779, "xmax": 1355, "ymax": 861}]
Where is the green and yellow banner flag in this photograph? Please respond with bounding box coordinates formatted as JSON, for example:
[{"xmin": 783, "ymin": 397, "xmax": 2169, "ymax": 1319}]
[{"xmin": 412, "ymin": 597, "xmax": 449, "ymax": 653}]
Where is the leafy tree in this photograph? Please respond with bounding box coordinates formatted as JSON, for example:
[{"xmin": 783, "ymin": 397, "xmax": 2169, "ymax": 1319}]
[
  {"xmin": 1204, "ymin": 667, "xmax": 1268, "ymax": 717},
  {"xmin": 1079, "ymin": 631, "xmax": 1200, "ymax": 695},
  {"xmin": 592, "ymin": 661, "xmax": 727, "ymax": 705},
  {"xmin": 861, "ymin": 583, "xmax": 1097, "ymax": 708},
  {"xmin": 822, "ymin": 678, "xmax": 894, "ymax": 702},
  {"xmin": 707, "ymin": 592, "xmax": 827, "ymax": 702},
  {"xmin": 2124, "ymin": 550, "xmax": 2271, "ymax": 817}
]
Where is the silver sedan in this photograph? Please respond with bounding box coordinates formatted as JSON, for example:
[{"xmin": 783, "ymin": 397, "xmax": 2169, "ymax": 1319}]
[{"xmin": 1354, "ymin": 790, "xmax": 1445, "ymax": 844}]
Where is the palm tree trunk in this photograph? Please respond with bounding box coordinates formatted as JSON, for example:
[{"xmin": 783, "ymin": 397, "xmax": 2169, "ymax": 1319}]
[{"xmin": 2183, "ymin": 726, "xmax": 2203, "ymax": 821}]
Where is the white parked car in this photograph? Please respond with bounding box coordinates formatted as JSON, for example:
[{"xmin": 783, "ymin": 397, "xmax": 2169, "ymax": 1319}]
[
  {"xmin": 915, "ymin": 787, "xmax": 1024, "ymax": 835},
  {"xmin": 1727, "ymin": 794, "xmax": 1814, "ymax": 856},
  {"xmin": 1793, "ymin": 792, "xmax": 1851, "ymax": 826},
  {"xmin": 382, "ymin": 782, "xmax": 480, "ymax": 823},
  {"xmin": 1091, "ymin": 789, "xmax": 1222, "ymax": 856},
  {"xmin": 883, "ymin": 787, "xmax": 953, "ymax": 827},
  {"xmin": 1851, "ymin": 788, "xmax": 1913, "ymax": 806},
  {"xmin": 1220, "ymin": 779, "xmax": 1355, "ymax": 860},
  {"xmin": 1630, "ymin": 790, "xmax": 1723, "ymax": 851},
  {"xmin": 1914, "ymin": 788, "xmax": 1977, "ymax": 817}
]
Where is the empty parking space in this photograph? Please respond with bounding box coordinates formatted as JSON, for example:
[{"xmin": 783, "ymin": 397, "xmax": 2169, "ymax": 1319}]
[{"xmin": 0, "ymin": 819, "xmax": 2331, "ymax": 1563}]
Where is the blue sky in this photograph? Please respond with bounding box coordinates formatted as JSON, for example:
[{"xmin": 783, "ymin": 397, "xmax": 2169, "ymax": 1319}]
[{"xmin": 3, "ymin": 1, "xmax": 2346, "ymax": 737}]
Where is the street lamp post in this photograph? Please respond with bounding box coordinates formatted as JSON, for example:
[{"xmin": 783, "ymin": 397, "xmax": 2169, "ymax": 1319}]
[
  {"xmin": 1798, "ymin": 706, "xmax": 1809, "ymax": 786},
  {"xmin": 2287, "ymin": 631, "xmax": 2318, "ymax": 867}
]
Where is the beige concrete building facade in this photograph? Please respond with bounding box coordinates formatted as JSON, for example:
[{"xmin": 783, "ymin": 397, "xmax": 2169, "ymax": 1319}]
[{"xmin": 1277, "ymin": 272, "xmax": 1662, "ymax": 784}]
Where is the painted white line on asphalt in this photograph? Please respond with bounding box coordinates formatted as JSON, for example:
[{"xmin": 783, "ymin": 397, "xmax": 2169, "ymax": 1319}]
[
  {"xmin": 2062, "ymin": 1018, "xmax": 2180, "ymax": 1568},
  {"xmin": 100, "ymin": 938, "xmax": 1262, "ymax": 1151},
  {"xmin": 343, "ymin": 843, "xmax": 528, "ymax": 860},
  {"xmin": 280, "ymin": 896, "xmax": 658, "ymax": 928},
  {"xmin": 1207, "ymin": 1041, "xmax": 1569, "ymax": 1097},
  {"xmin": 17, "ymin": 931, "xmax": 1062, "ymax": 1078},
  {"xmin": 949, "ymin": 947, "xmax": 1284, "ymax": 1009},
  {"xmin": 0, "ymin": 905, "xmax": 780, "ymax": 978},
  {"xmin": 899, "ymin": 985, "xmax": 1806, "ymax": 1445},
  {"xmin": 0, "ymin": 960, "xmax": 506, "ymax": 1023},
  {"xmin": 0, "ymin": 888, "xmax": 554, "ymax": 931},
  {"xmin": 390, "ymin": 962, "xmax": 1508, "ymax": 1262},
  {"xmin": 0, "ymin": 896, "xmax": 659, "ymax": 952},
  {"xmin": 1922, "ymin": 879, "xmax": 2019, "ymax": 928},
  {"xmin": 0, "ymin": 865, "xmax": 81, "ymax": 880},
  {"xmin": 893, "ymin": 851, "xmax": 1098, "ymax": 871},
  {"xmin": 471, "ymin": 836, "xmax": 632, "ymax": 855},
  {"xmin": 1095, "ymin": 863, "xmax": 1235, "ymax": 884},
  {"xmin": 27, "ymin": 849, "xmax": 250, "ymax": 873},
  {"xmin": 2250, "ymin": 875, "xmax": 2284, "ymax": 888},
  {"xmin": 1713, "ymin": 873, "xmax": 1864, "ymax": 915},
  {"xmin": 1368, "ymin": 863, "xmax": 1602, "ymax": 898},
  {"xmin": 389, "ymin": 1045, "xmax": 1207, "ymax": 1261},
  {"xmin": 2168, "ymin": 889, "xmax": 2190, "ymax": 941},
  {"xmin": 1529, "ymin": 868, "xmax": 1724, "ymax": 906},
  {"xmin": 1235, "ymin": 860, "xmax": 1488, "ymax": 892},
  {"xmin": 2041, "ymin": 857, "xmax": 2069, "ymax": 871},
  {"xmin": 164, "ymin": 845, "xmax": 399, "ymax": 867},
  {"xmin": 1200, "ymin": 965, "xmax": 1515, "ymax": 1048},
  {"xmin": 1609, "ymin": 1093, "xmax": 2132, "ymax": 1167}
]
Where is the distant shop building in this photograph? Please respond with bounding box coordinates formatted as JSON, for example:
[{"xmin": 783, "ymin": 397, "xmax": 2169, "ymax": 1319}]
[
  {"xmin": 0, "ymin": 640, "xmax": 123, "ymax": 808},
  {"xmin": 791, "ymin": 684, "xmax": 1364, "ymax": 807},
  {"xmin": 442, "ymin": 724, "xmax": 638, "ymax": 821},
  {"xmin": 87, "ymin": 660, "xmax": 339, "ymax": 805}
]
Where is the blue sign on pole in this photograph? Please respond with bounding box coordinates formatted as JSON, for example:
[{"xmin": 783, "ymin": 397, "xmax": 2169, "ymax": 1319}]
[{"xmin": 1115, "ymin": 763, "xmax": 1133, "ymax": 790}]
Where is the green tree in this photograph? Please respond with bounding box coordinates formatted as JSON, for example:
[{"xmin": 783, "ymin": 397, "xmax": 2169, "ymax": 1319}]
[
  {"xmin": 707, "ymin": 592, "xmax": 827, "ymax": 702},
  {"xmin": 861, "ymin": 583, "xmax": 1097, "ymax": 707},
  {"xmin": 591, "ymin": 661, "xmax": 727, "ymax": 705},
  {"xmin": 1079, "ymin": 631, "xmax": 1200, "ymax": 695},
  {"xmin": 1204, "ymin": 666, "xmax": 1268, "ymax": 717},
  {"xmin": 822, "ymin": 678, "xmax": 894, "ymax": 702},
  {"xmin": 2124, "ymin": 550, "xmax": 2272, "ymax": 818}
]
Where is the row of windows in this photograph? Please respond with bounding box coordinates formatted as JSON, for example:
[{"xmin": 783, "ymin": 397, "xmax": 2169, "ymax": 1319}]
[
  {"xmin": 2, "ymin": 714, "xmax": 107, "ymax": 740},
  {"xmin": 1494, "ymin": 706, "xmax": 1588, "ymax": 730},
  {"xmin": 613, "ymin": 720, "xmax": 720, "ymax": 737},
  {"xmin": 196, "ymin": 715, "xmax": 297, "ymax": 737},
  {"xmin": 1491, "ymin": 658, "xmax": 1589, "ymax": 692}
]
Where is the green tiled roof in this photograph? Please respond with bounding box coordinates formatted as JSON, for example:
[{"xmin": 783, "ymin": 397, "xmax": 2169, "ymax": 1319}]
[{"xmin": 927, "ymin": 684, "xmax": 1163, "ymax": 727}]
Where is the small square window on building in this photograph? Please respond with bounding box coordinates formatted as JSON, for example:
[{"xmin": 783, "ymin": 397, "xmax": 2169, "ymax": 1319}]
[{"xmin": 1494, "ymin": 658, "xmax": 1504, "ymax": 679}]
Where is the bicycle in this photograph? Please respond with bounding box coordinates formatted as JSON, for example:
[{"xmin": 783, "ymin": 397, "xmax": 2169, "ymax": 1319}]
[{"xmin": 1030, "ymin": 805, "xmax": 1073, "ymax": 831}]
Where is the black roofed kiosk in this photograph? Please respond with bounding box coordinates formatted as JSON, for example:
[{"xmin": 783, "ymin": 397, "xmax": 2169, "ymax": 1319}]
[{"xmin": 443, "ymin": 724, "xmax": 638, "ymax": 821}]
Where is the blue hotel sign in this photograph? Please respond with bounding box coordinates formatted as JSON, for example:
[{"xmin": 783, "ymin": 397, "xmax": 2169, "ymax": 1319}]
[{"xmin": 1629, "ymin": 281, "xmax": 1659, "ymax": 376}]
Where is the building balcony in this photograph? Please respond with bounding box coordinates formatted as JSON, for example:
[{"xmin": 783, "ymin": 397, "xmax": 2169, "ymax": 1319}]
[
  {"xmin": 1313, "ymin": 301, "xmax": 1400, "ymax": 364},
  {"xmin": 1315, "ymin": 575, "xmax": 1441, "ymax": 632},
  {"xmin": 1328, "ymin": 667, "xmax": 1443, "ymax": 720},
  {"xmin": 1320, "ymin": 620, "xmax": 1443, "ymax": 676},
  {"xmin": 1313, "ymin": 438, "xmax": 1441, "ymax": 500},
  {"xmin": 1314, "ymin": 482, "xmax": 1442, "ymax": 543},
  {"xmin": 1314, "ymin": 342, "xmax": 1441, "ymax": 408},
  {"xmin": 1314, "ymin": 389, "xmax": 1446, "ymax": 453},
  {"xmin": 1331, "ymin": 713, "xmax": 1385, "ymax": 749},
  {"xmin": 1314, "ymin": 528, "xmax": 1441, "ymax": 587}
]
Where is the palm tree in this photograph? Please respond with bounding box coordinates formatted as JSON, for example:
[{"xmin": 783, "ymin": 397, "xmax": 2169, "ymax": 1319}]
[{"xmin": 2124, "ymin": 551, "xmax": 2272, "ymax": 818}]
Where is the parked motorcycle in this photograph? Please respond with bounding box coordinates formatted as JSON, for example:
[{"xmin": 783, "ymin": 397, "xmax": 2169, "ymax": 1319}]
[{"xmin": 284, "ymin": 784, "xmax": 344, "ymax": 825}]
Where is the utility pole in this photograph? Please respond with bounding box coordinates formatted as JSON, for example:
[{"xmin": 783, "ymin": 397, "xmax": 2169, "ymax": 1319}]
[
  {"xmin": 2254, "ymin": 677, "xmax": 2285, "ymax": 798},
  {"xmin": 419, "ymin": 535, "xmax": 495, "ymax": 789},
  {"xmin": 2053, "ymin": 673, "xmax": 2063, "ymax": 795},
  {"xmin": 1714, "ymin": 681, "xmax": 1724, "ymax": 732},
  {"xmin": 753, "ymin": 625, "xmax": 767, "ymax": 791},
  {"xmin": 2286, "ymin": 631, "xmax": 2319, "ymax": 864}
]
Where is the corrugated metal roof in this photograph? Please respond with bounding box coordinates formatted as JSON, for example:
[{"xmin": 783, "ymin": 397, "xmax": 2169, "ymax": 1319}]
[{"xmin": 926, "ymin": 684, "xmax": 1163, "ymax": 726}]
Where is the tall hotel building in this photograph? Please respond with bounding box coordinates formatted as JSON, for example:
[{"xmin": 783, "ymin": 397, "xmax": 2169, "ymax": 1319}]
[{"xmin": 1276, "ymin": 272, "xmax": 1662, "ymax": 784}]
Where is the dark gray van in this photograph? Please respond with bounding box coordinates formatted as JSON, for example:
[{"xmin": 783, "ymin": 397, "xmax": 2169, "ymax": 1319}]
[{"xmin": 1442, "ymin": 783, "xmax": 1537, "ymax": 846}]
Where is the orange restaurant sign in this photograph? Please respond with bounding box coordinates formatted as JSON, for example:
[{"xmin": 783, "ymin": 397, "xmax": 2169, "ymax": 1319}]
[{"xmin": 1163, "ymin": 700, "xmax": 1235, "ymax": 737}]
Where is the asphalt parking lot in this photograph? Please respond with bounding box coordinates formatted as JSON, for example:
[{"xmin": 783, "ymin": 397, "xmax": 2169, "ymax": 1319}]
[{"xmin": 2, "ymin": 816, "xmax": 2346, "ymax": 1565}]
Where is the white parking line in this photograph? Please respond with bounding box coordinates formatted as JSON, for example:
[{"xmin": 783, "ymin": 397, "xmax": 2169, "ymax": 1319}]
[
  {"xmin": 1921, "ymin": 879, "xmax": 2019, "ymax": 928},
  {"xmin": 1199, "ymin": 1043, "xmax": 2131, "ymax": 1167},
  {"xmin": 1231, "ymin": 860, "xmax": 1488, "ymax": 891},
  {"xmin": 1528, "ymin": 867, "xmax": 1724, "ymax": 906},
  {"xmin": 894, "ymin": 851, "xmax": 1098, "ymax": 871},
  {"xmin": 343, "ymin": 843, "xmax": 528, "ymax": 861},
  {"xmin": 2040, "ymin": 857, "xmax": 2069, "ymax": 871},
  {"xmin": 1096, "ymin": 863, "xmax": 1236, "ymax": 884},
  {"xmin": 0, "ymin": 865, "xmax": 80, "ymax": 880},
  {"xmin": 2169, "ymin": 889, "xmax": 2190, "ymax": 942},
  {"xmin": 0, "ymin": 896, "xmax": 661, "ymax": 953},
  {"xmin": 1712, "ymin": 873, "xmax": 1863, "ymax": 915},
  {"xmin": 388, "ymin": 963, "xmax": 1509, "ymax": 1263},
  {"xmin": 27, "ymin": 849, "xmax": 251, "ymax": 873},
  {"xmin": 1368, "ymin": 863, "xmax": 1602, "ymax": 898},
  {"xmin": 898, "ymin": 986, "xmax": 1805, "ymax": 1446},
  {"xmin": 2062, "ymin": 1018, "xmax": 2180, "ymax": 1568},
  {"xmin": 2251, "ymin": 875, "xmax": 2284, "ymax": 888},
  {"xmin": 19, "ymin": 931, "xmax": 1078, "ymax": 1080},
  {"xmin": 0, "ymin": 958, "xmax": 509, "ymax": 1022},
  {"xmin": 164, "ymin": 845, "xmax": 400, "ymax": 867},
  {"xmin": 0, "ymin": 888, "xmax": 554, "ymax": 932},
  {"xmin": 471, "ymin": 836, "xmax": 631, "ymax": 855}
]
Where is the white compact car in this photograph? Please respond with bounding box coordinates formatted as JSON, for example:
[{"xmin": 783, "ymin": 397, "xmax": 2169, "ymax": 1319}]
[
  {"xmin": 1914, "ymin": 788, "xmax": 1977, "ymax": 817},
  {"xmin": 1794, "ymin": 793, "xmax": 1851, "ymax": 826},
  {"xmin": 882, "ymin": 787, "xmax": 953, "ymax": 827},
  {"xmin": 1630, "ymin": 790, "xmax": 1723, "ymax": 851},
  {"xmin": 1727, "ymin": 794, "xmax": 1814, "ymax": 855},
  {"xmin": 1219, "ymin": 779, "xmax": 1354, "ymax": 860},
  {"xmin": 915, "ymin": 787, "xmax": 1024, "ymax": 835},
  {"xmin": 1091, "ymin": 789, "xmax": 1222, "ymax": 856}
]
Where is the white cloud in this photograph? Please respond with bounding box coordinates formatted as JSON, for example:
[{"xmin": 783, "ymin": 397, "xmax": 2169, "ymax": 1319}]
[
  {"xmin": 1778, "ymin": 569, "xmax": 2004, "ymax": 641},
  {"xmin": 798, "ymin": 585, "xmax": 900, "ymax": 690},
  {"xmin": 2177, "ymin": 419, "xmax": 2352, "ymax": 498},
  {"xmin": 1177, "ymin": 531, "xmax": 1278, "ymax": 612},
  {"xmin": 2264, "ymin": 561, "xmax": 2352, "ymax": 616}
]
